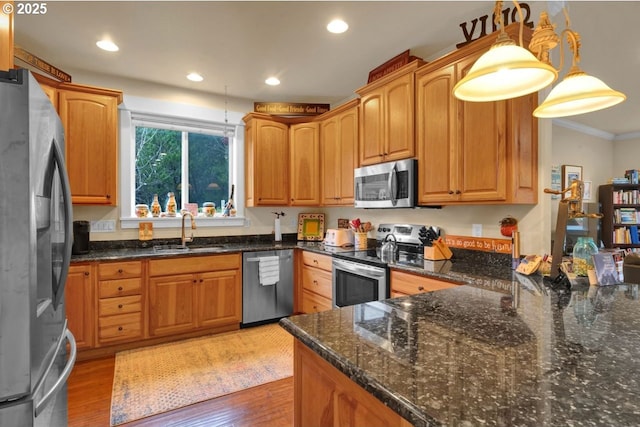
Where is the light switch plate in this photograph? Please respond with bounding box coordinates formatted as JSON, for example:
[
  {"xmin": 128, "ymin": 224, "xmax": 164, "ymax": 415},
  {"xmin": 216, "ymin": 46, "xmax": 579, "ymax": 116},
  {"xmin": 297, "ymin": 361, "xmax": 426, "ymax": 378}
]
[
  {"xmin": 90, "ymin": 220, "xmax": 116, "ymax": 233},
  {"xmin": 472, "ymin": 223, "xmax": 482, "ymax": 237}
]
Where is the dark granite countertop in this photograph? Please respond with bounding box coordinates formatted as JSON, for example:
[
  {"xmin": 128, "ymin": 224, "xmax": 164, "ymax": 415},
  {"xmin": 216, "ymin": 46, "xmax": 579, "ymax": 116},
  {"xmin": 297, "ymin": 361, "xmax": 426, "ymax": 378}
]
[{"xmin": 280, "ymin": 279, "xmax": 640, "ymax": 426}]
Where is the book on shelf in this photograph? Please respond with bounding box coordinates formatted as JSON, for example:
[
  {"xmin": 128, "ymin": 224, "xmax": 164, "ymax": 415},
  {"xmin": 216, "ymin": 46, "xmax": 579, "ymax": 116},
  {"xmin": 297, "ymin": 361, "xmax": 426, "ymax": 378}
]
[
  {"xmin": 592, "ymin": 252, "xmax": 621, "ymax": 286},
  {"xmin": 612, "ymin": 177, "xmax": 631, "ymax": 184},
  {"xmin": 617, "ymin": 207, "xmax": 639, "ymax": 224},
  {"xmin": 630, "ymin": 225, "xmax": 640, "ymax": 244},
  {"xmin": 613, "ymin": 189, "xmax": 640, "ymax": 204},
  {"xmin": 625, "ymin": 169, "xmax": 640, "ymax": 184},
  {"xmin": 614, "ymin": 227, "xmax": 632, "ymax": 244}
]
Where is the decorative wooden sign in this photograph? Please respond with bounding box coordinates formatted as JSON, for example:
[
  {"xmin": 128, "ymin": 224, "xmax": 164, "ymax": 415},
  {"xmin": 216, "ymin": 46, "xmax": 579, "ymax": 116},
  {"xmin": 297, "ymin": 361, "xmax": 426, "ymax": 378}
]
[
  {"xmin": 253, "ymin": 102, "xmax": 329, "ymax": 116},
  {"xmin": 14, "ymin": 46, "xmax": 72, "ymax": 82},
  {"xmin": 444, "ymin": 234, "xmax": 512, "ymax": 254},
  {"xmin": 456, "ymin": 2, "xmax": 533, "ymax": 49},
  {"xmin": 367, "ymin": 50, "xmax": 423, "ymax": 83}
]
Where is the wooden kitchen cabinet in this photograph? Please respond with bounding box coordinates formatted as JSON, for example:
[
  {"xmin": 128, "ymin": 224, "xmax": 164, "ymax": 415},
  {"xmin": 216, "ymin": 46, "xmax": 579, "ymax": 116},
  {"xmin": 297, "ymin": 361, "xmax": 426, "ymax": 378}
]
[
  {"xmin": 65, "ymin": 263, "xmax": 94, "ymax": 350},
  {"xmin": 148, "ymin": 254, "xmax": 241, "ymax": 337},
  {"xmin": 356, "ymin": 60, "xmax": 423, "ymax": 166},
  {"xmin": 58, "ymin": 85, "xmax": 122, "ymax": 205},
  {"xmin": 415, "ymin": 24, "xmax": 537, "ymax": 206},
  {"xmin": 244, "ymin": 113, "xmax": 291, "ymax": 206},
  {"xmin": 96, "ymin": 260, "xmax": 144, "ymax": 346},
  {"xmin": 298, "ymin": 251, "xmax": 333, "ymax": 313},
  {"xmin": 290, "ymin": 122, "xmax": 320, "ymax": 206},
  {"xmin": 318, "ymin": 99, "xmax": 359, "ymax": 206},
  {"xmin": 390, "ymin": 269, "xmax": 459, "ymax": 298},
  {"xmin": 294, "ymin": 340, "xmax": 412, "ymax": 427}
]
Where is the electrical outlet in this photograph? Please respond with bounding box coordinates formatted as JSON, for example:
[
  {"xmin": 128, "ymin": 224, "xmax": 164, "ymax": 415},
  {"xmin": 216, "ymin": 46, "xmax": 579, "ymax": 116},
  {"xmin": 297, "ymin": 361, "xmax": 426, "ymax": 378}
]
[
  {"xmin": 244, "ymin": 218, "xmax": 251, "ymax": 228},
  {"xmin": 90, "ymin": 220, "xmax": 116, "ymax": 233},
  {"xmin": 472, "ymin": 223, "xmax": 482, "ymax": 237}
]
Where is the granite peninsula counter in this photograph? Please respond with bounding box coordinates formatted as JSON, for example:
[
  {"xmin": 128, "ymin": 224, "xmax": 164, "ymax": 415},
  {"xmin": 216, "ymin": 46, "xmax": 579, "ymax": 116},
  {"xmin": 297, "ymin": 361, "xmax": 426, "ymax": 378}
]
[{"xmin": 281, "ymin": 275, "xmax": 640, "ymax": 426}]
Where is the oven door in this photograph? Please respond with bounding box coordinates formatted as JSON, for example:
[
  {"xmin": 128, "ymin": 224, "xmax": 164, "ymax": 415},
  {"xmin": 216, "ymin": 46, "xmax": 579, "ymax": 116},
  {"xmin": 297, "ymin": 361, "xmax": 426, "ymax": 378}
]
[{"xmin": 332, "ymin": 258, "xmax": 388, "ymax": 308}]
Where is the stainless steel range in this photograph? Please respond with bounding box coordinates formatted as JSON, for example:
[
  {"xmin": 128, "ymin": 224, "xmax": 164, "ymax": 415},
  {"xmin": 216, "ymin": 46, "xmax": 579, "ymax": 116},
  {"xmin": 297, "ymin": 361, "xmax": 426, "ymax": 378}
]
[{"xmin": 331, "ymin": 223, "xmax": 440, "ymax": 307}]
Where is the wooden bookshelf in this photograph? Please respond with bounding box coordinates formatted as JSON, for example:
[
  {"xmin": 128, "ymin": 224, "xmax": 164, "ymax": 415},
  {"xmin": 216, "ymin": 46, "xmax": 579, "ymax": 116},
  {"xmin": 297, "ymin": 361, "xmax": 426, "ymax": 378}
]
[{"xmin": 600, "ymin": 184, "xmax": 640, "ymax": 251}]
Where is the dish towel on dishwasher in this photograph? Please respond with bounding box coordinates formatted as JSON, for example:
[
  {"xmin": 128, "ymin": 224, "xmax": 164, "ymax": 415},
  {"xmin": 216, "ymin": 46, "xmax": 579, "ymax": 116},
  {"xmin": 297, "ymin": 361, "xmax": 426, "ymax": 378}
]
[{"xmin": 258, "ymin": 256, "xmax": 280, "ymax": 286}]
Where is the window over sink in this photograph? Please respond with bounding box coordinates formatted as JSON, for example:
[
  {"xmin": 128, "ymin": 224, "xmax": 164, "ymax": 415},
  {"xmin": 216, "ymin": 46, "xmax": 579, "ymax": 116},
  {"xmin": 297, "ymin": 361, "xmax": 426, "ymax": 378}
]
[{"xmin": 119, "ymin": 96, "xmax": 245, "ymax": 228}]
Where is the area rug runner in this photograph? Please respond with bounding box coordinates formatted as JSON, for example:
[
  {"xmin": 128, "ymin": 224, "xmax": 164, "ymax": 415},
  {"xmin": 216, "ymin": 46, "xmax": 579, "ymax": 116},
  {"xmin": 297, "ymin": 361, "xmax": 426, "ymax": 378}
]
[{"xmin": 110, "ymin": 323, "xmax": 293, "ymax": 426}]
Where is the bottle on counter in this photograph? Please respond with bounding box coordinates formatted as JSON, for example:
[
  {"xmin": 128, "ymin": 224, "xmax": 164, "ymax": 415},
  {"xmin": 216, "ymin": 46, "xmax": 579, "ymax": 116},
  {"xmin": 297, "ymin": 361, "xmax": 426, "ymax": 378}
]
[
  {"xmin": 165, "ymin": 192, "xmax": 177, "ymax": 217},
  {"xmin": 573, "ymin": 236, "xmax": 599, "ymax": 276},
  {"xmin": 151, "ymin": 194, "xmax": 161, "ymax": 217}
]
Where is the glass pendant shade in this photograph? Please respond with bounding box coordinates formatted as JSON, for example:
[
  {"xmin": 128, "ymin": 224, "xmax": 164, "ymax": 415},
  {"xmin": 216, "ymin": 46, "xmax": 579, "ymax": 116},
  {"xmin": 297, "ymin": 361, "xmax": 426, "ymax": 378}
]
[
  {"xmin": 533, "ymin": 71, "xmax": 627, "ymax": 118},
  {"xmin": 453, "ymin": 41, "xmax": 558, "ymax": 102}
]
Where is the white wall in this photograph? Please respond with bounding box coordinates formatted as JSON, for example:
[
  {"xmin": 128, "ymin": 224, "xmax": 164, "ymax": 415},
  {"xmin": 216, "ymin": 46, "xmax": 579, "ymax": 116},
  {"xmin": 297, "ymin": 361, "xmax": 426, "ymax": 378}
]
[{"xmin": 68, "ymin": 69, "xmax": 622, "ymax": 257}]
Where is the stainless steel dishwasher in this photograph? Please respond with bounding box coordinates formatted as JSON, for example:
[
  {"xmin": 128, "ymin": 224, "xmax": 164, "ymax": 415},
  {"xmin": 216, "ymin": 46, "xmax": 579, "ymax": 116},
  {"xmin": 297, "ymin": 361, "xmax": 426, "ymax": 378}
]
[{"xmin": 242, "ymin": 249, "xmax": 294, "ymax": 326}]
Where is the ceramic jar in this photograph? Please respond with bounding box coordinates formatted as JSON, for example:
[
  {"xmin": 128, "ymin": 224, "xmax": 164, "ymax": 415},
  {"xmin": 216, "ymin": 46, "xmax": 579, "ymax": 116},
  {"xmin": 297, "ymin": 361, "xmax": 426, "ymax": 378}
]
[
  {"xmin": 573, "ymin": 236, "xmax": 599, "ymax": 276},
  {"xmin": 135, "ymin": 204, "xmax": 149, "ymax": 218},
  {"xmin": 203, "ymin": 202, "xmax": 215, "ymax": 217},
  {"xmin": 165, "ymin": 192, "xmax": 177, "ymax": 217},
  {"xmin": 150, "ymin": 194, "xmax": 161, "ymax": 217}
]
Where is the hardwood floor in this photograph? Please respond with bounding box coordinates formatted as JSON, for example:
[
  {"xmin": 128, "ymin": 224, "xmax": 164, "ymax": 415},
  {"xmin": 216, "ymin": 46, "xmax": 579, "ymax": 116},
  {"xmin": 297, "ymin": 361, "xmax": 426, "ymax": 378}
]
[{"xmin": 68, "ymin": 355, "xmax": 294, "ymax": 427}]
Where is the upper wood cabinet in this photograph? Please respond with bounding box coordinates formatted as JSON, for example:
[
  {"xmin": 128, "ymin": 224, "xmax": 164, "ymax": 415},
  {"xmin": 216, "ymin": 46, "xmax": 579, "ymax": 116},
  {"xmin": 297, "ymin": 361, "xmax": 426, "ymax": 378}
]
[
  {"xmin": 243, "ymin": 113, "xmax": 290, "ymax": 206},
  {"xmin": 356, "ymin": 60, "xmax": 424, "ymax": 166},
  {"xmin": 290, "ymin": 122, "xmax": 320, "ymax": 206},
  {"xmin": 415, "ymin": 24, "xmax": 537, "ymax": 206},
  {"xmin": 33, "ymin": 74, "xmax": 123, "ymax": 205},
  {"xmin": 317, "ymin": 99, "xmax": 359, "ymax": 206},
  {"xmin": 58, "ymin": 85, "xmax": 121, "ymax": 205}
]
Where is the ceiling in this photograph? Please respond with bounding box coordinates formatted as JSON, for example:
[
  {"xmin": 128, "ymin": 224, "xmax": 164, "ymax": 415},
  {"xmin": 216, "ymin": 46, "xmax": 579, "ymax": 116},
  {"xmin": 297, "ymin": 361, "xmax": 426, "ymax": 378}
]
[{"xmin": 13, "ymin": 1, "xmax": 640, "ymax": 137}]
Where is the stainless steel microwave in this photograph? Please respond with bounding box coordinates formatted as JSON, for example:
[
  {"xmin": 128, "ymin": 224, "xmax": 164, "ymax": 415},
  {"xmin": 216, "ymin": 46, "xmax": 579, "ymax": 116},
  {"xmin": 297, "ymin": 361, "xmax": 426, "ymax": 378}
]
[{"xmin": 354, "ymin": 158, "xmax": 416, "ymax": 208}]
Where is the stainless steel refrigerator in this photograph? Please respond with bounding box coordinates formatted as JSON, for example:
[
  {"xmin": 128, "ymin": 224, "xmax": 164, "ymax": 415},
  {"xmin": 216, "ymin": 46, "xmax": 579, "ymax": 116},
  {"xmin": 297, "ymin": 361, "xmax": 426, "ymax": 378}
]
[{"xmin": 0, "ymin": 69, "xmax": 77, "ymax": 426}]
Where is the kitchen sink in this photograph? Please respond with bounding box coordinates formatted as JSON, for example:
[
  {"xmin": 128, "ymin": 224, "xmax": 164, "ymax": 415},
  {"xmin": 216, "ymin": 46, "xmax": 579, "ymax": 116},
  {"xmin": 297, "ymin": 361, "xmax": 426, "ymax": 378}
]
[
  {"xmin": 152, "ymin": 244, "xmax": 226, "ymax": 254},
  {"xmin": 153, "ymin": 244, "xmax": 190, "ymax": 253}
]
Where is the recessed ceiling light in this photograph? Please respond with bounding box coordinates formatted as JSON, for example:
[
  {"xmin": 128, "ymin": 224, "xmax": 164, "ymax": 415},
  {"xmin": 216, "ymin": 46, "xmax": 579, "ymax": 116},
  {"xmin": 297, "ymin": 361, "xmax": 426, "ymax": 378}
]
[
  {"xmin": 327, "ymin": 19, "xmax": 349, "ymax": 34},
  {"xmin": 96, "ymin": 40, "xmax": 119, "ymax": 52},
  {"xmin": 265, "ymin": 77, "xmax": 280, "ymax": 86},
  {"xmin": 187, "ymin": 72, "xmax": 204, "ymax": 82}
]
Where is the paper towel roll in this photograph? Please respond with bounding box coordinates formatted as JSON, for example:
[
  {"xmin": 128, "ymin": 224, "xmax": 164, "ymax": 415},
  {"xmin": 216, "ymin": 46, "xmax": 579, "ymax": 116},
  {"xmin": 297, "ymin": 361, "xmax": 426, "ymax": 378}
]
[{"xmin": 275, "ymin": 218, "xmax": 282, "ymax": 241}]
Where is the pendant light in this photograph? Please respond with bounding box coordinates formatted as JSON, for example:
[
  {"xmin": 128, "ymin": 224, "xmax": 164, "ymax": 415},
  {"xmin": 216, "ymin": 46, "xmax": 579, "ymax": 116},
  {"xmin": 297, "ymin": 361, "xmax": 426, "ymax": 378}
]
[
  {"xmin": 452, "ymin": 1, "xmax": 557, "ymax": 102},
  {"xmin": 532, "ymin": 10, "xmax": 626, "ymax": 118}
]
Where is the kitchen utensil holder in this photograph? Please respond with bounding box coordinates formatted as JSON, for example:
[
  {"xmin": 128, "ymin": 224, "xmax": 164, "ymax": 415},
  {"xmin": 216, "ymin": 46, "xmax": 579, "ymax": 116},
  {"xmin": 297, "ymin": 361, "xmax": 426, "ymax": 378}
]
[
  {"xmin": 424, "ymin": 238, "xmax": 452, "ymax": 260},
  {"xmin": 354, "ymin": 232, "xmax": 368, "ymax": 250}
]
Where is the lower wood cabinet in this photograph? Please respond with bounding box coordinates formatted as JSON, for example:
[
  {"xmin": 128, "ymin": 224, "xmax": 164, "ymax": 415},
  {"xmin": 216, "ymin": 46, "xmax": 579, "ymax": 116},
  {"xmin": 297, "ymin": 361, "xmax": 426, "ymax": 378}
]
[
  {"xmin": 148, "ymin": 253, "xmax": 242, "ymax": 337},
  {"xmin": 96, "ymin": 260, "xmax": 144, "ymax": 346},
  {"xmin": 294, "ymin": 340, "xmax": 412, "ymax": 427},
  {"xmin": 390, "ymin": 269, "xmax": 459, "ymax": 298},
  {"xmin": 298, "ymin": 251, "xmax": 333, "ymax": 313},
  {"xmin": 65, "ymin": 263, "xmax": 94, "ymax": 350}
]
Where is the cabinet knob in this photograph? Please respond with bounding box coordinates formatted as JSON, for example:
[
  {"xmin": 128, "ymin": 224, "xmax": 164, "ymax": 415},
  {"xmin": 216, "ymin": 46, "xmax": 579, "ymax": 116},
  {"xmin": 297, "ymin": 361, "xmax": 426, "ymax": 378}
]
[
  {"xmin": 84, "ymin": 271, "xmax": 90, "ymax": 276},
  {"xmin": 200, "ymin": 279, "xmax": 203, "ymax": 283},
  {"xmin": 418, "ymin": 286, "xmax": 425, "ymax": 291},
  {"xmin": 455, "ymin": 190, "xmax": 462, "ymax": 195},
  {"xmin": 118, "ymin": 269, "xmax": 123, "ymax": 274},
  {"xmin": 313, "ymin": 280, "xmax": 318, "ymax": 285},
  {"xmin": 106, "ymin": 194, "xmax": 111, "ymax": 199},
  {"xmin": 313, "ymin": 259, "xmax": 318, "ymax": 264},
  {"xmin": 118, "ymin": 304, "xmax": 123, "ymax": 309},
  {"xmin": 193, "ymin": 279, "xmax": 197, "ymax": 283},
  {"xmin": 118, "ymin": 286, "xmax": 123, "ymax": 291},
  {"xmin": 118, "ymin": 326, "xmax": 123, "ymax": 331},
  {"xmin": 448, "ymin": 190, "xmax": 454, "ymax": 195}
]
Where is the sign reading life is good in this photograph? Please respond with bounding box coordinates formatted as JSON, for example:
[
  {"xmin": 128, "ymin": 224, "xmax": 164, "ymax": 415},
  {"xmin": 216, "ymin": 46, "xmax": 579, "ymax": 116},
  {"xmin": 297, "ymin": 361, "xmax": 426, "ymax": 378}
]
[
  {"xmin": 457, "ymin": 2, "xmax": 533, "ymax": 49},
  {"xmin": 444, "ymin": 235, "xmax": 513, "ymax": 254}
]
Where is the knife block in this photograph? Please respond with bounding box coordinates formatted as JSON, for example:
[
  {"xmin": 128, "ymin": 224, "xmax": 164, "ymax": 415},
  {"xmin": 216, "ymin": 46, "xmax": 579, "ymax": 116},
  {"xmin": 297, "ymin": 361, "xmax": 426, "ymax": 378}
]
[{"xmin": 424, "ymin": 240, "xmax": 453, "ymax": 261}]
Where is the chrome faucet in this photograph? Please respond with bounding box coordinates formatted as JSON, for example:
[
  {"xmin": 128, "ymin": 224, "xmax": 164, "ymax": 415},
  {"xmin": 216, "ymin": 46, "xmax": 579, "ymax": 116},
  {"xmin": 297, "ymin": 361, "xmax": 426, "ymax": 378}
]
[{"xmin": 181, "ymin": 210, "xmax": 196, "ymax": 247}]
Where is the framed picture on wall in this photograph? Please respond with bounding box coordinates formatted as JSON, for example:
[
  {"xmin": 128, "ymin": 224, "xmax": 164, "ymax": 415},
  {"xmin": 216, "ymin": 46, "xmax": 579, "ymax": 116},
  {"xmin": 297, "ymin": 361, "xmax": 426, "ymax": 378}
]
[
  {"xmin": 583, "ymin": 180, "xmax": 593, "ymax": 201},
  {"xmin": 562, "ymin": 165, "xmax": 583, "ymax": 189}
]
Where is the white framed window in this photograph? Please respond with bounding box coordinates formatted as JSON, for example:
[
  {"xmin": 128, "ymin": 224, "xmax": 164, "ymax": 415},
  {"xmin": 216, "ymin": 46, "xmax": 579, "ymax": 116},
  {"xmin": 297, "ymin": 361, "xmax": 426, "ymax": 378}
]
[{"xmin": 119, "ymin": 95, "xmax": 245, "ymax": 228}]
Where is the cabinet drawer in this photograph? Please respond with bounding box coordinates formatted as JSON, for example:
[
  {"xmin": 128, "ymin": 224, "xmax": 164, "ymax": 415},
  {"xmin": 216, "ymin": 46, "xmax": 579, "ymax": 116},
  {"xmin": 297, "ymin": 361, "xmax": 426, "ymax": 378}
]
[
  {"xmin": 301, "ymin": 267, "xmax": 332, "ymax": 299},
  {"xmin": 98, "ymin": 277, "xmax": 142, "ymax": 298},
  {"xmin": 149, "ymin": 253, "xmax": 241, "ymax": 276},
  {"xmin": 301, "ymin": 290, "xmax": 333, "ymax": 314},
  {"xmin": 98, "ymin": 261, "xmax": 142, "ymax": 280},
  {"xmin": 391, "ymin": 270, "xmax": 459, "ymax": 295},
  {"xmin": 98, "ymin": 312, "xmax": 142, "ymax": 343},
  {"xmin": 98, "ymin": 295, "xmax": 142, "ymax": 317},
  {"xmin": 301, "ymin": 251, "xmax": 332, "ymax": 272}
]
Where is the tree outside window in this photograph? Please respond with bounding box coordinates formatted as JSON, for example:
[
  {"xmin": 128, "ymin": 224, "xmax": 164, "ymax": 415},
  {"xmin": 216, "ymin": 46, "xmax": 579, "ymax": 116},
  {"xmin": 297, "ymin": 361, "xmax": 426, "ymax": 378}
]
[{"xmin": 135, "ymin": 125, "xmax": 229, "ymax": 213}]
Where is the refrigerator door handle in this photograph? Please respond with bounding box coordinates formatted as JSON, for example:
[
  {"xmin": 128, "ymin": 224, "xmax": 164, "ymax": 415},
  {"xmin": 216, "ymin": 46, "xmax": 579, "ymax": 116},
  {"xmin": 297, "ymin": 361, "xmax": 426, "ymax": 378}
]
[
  {"xmin": 34, "ymin": 327, "xmax": 77, "ymax": 417},
  {"xmin": 51, "ymin": 138, "xmax": 73, "ymax": 309}
]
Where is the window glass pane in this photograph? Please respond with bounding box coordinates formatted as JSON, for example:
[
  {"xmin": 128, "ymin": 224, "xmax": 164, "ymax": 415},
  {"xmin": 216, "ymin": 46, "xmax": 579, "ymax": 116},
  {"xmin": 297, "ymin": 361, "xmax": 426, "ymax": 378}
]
[
  {"xmin": 188, "ymin": 133, "xmax": 229, "ymax": 211},
  {"xmin": 135, "ymin": 126, "xmax": 182, "ymax": 208}
]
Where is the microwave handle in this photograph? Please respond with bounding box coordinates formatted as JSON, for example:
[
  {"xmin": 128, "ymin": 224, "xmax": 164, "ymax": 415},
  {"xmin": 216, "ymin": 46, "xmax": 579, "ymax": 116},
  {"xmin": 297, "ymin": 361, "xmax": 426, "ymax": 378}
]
[{"xmin": 388, "ymin": 164, "xmax": 398, "ymax": 206}]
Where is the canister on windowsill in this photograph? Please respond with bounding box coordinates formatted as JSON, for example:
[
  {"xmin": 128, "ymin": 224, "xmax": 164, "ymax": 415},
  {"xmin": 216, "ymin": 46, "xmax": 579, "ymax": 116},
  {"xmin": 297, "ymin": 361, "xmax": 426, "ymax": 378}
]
[{"xmin": 512, "ymin": 231, "xmax": 521, "ymax": 270}]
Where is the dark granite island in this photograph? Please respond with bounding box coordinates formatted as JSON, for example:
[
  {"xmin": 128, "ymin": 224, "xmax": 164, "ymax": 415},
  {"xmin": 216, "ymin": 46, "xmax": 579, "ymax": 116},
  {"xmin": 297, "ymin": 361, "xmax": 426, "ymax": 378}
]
[{"xmin": 280, "ymin": 278, "xmax": 640, "ymax": 426}]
